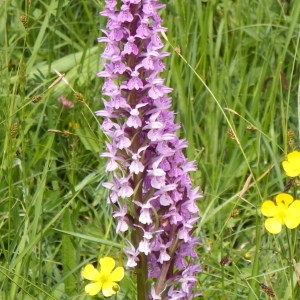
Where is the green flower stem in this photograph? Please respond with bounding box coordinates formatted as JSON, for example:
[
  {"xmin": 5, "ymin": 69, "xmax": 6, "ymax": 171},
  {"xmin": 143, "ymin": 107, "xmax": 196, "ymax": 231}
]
[
  {"xmin": 62, "ymin": 208, "xmax": 77, "ymax": 296},
  {"xmin": 137, "ymin": 253, "xmax": 149, "ymax": 300},
  {"xmin": 247, "ymin": 211, "xmax": 261, "ymax": 300},
  {"xmin": 132, "ymin": 226, "xmax": 149, "ymax": 300},
  {"xmin": 285, "ymin": 227, "xmax": 295, "ymax": 300},
  {"xmin": 154, "ymin": 260, "xmax": 171, "ymax": 296}
]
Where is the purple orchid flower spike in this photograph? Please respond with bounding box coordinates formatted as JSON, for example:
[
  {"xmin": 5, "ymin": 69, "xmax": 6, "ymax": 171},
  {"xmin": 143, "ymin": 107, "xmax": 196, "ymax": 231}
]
[{"xmin": 98, "ymin": 1, "xmax": 202, "ymax": 299}]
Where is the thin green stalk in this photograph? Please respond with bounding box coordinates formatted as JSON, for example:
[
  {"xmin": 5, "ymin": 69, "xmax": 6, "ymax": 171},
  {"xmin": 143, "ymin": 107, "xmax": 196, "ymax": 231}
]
[
  {"xmin": 62, "ymin": 208, "xmax": 78, "ymax": 296},
  {"xmin": 247, "ymin": 212, "xmax": 261, "ymax": 300},
  {"xmin": 9, "ymin": 218, "xmax": 30, "ymax": 299},
  {"xmin": 136, "ymin": 251, "xmax": 149, "ymax": 300},
  {"xmin": 285, "ymin": 225, "xmax": 295, "ymax": 299}
]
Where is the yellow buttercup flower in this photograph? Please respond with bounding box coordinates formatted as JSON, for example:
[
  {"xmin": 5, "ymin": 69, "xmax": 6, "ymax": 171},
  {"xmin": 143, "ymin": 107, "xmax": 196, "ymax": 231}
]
[
  {"xmin": 82, "ymin": 257, "xmax": 124, "ymax": 297},
  {"xmin": 261, "ymin": 193, "xmax": 300, "ymax": 234},
  {"xmin": 68, "ymin": 122, "xmax": 80, "ymax": 129},
  {"xmin": 282, "ymin": 151, "xmax": 300, "ymax": 177}
]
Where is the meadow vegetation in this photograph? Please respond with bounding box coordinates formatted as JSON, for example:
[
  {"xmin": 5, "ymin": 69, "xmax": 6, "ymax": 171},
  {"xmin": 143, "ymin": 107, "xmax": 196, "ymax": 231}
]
[{"xmin": 1, "ymin": 0, "xmax": 300, "ymax": 299}]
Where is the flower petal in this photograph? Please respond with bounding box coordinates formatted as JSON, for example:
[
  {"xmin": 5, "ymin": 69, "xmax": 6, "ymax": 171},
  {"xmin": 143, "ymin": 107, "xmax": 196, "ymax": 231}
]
[
  {"xmin": 284, "ymin": 218, "xmax": 300, "ymax": 229},
  {"xmin": 82, "ymin": 264, "xmax": 100, "ymax": 281},
  {"xmin": 264, "ymin": 218, "xmax": 282, "ymax": 234},
  {"xmin": 102, "ymin": 281, "xmax": 118, "ymax": 297},
  {"xmin": 85, "ymin": 282, "xmax": 102, "ymax": 296},
  {"xmin": 282, "ymin": 151, "xmax": 300, "ymax": 177},
  {"xmin": 285, "ymin": 200, "xmax": 300, "ymax": 229},
  {"xmin": 287, "ymin": 200, "xmax": 300, "ymax": 218},
  {"xmin": 108, "ymin": 266, "xmax": 124, "ymax": 282},
  {"xmin": 261, "ymin": 200, "xmax": 278, "ymax": 217},
  {"xmin": 100, "ymin": 257, "xmax": 116, "ymax": 276},
  {"xmin": 275, "ymin": 193, "xmax": 293, "ymax": 206}
]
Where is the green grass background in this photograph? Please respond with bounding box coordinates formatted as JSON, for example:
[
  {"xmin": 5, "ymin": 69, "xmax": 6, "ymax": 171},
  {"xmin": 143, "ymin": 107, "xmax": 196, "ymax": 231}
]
[{"xmin": 0, "ymin": 0, "xmax": 300, "ymax": 299}]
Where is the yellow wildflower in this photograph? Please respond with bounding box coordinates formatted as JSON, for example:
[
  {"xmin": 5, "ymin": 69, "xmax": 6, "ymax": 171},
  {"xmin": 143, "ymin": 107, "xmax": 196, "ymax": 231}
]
[
  {"xmin": 82, "ymin": 257, "xmax": 124, "ymax": 297},
  {"xmin": 261, "ymin": 193, "xmax": 300, "ymax": 234},
  {"xmin": 68, "ymin": 122, "xmax": 80, "ymax": 129},
  {"xmin": 282, "ymin": 151, "xmax": 300, "ymax": 177}
]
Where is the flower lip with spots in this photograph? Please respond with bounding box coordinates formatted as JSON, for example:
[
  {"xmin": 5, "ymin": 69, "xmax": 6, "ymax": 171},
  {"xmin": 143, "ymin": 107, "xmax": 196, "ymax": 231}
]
[{"xmin": 261, "ymin": 193, "xmax": 300, "ymax": 234}]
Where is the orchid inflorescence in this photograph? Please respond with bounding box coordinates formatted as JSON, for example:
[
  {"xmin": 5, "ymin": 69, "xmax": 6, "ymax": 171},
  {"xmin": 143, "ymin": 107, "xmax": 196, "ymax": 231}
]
[{"xmin": 84, "ymin": 0, "xmax": 202, "ymax": 298}]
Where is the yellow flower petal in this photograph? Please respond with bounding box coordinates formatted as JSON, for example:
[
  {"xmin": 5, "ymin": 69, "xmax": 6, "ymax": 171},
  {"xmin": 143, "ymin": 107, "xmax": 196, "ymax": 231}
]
[
  {"xmin": 261, "ymin": 200, "xmax": 278, "ymax": 217},
  {"xmin": 287, "ymin": 200, "xmax": 300, "ymax": 218},
  {"xmin": 275, "ymin": 193, "xmax": 293, "ymax": 206},
  {"xmin": 265, "ymin": 218, "xmax": 282, "ymax": 234},
  {"xmin": 82, "ymin": 264, "xmax": 100, "ymax": 281},
  {"xmin": 100, "ymin": 257, "xmax": 116, "ymax": 276},
  {"xmin": 85, "ymin": 282, "xmax": 102, "ymax": 296},
  {"xmin": 282, "ymin": 151, "xmax": 300, "ymax": 177},
  {"xmin": 102, "ymin": 281, "xmax": 118, "ymax": 297},
  {"xmin": 284, "ymin": 218, "xmax": 300, "ymax": 229},
  {"xmin": 284, "ymin": 200, "xmax": 300, "ymax": 228},
  {"xmin": 109, "ymin": 266, "xmax": 124, "ymax": 282}
]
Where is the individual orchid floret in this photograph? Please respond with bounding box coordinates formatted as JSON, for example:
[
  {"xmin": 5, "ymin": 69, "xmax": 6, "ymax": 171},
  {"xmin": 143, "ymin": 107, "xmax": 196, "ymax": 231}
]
[
  {"xmin": 128, "ymin": 145, "xmax": 148, "ymax": 174},
  {"xmin": 100, "ymin": 142, "xmax": 124, "ymax": 172},
  {"xmin": 124, "ymin": 241, "xmax": 140, "ymax": 268},
  {"xmin": 126, "ymin": 103, "xmax": 148, "ymax": 129},
  {"xmin": 113, "ymin": 203, "xmax": 130, "ymax": 232},
  {"xmin": 137, "ymin": 227, "xmax": 154, "ymax": 255},
  {"xmin": 117, "ymin": 176, "xmax": 134, "ymax": 199},
  {"xmin": 261, "ymin": 193, "xmax": 300, "ymax": 234},
  {"xmin": 133, "ymin": 198, "xmax": 154, "ymax": 224}
]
